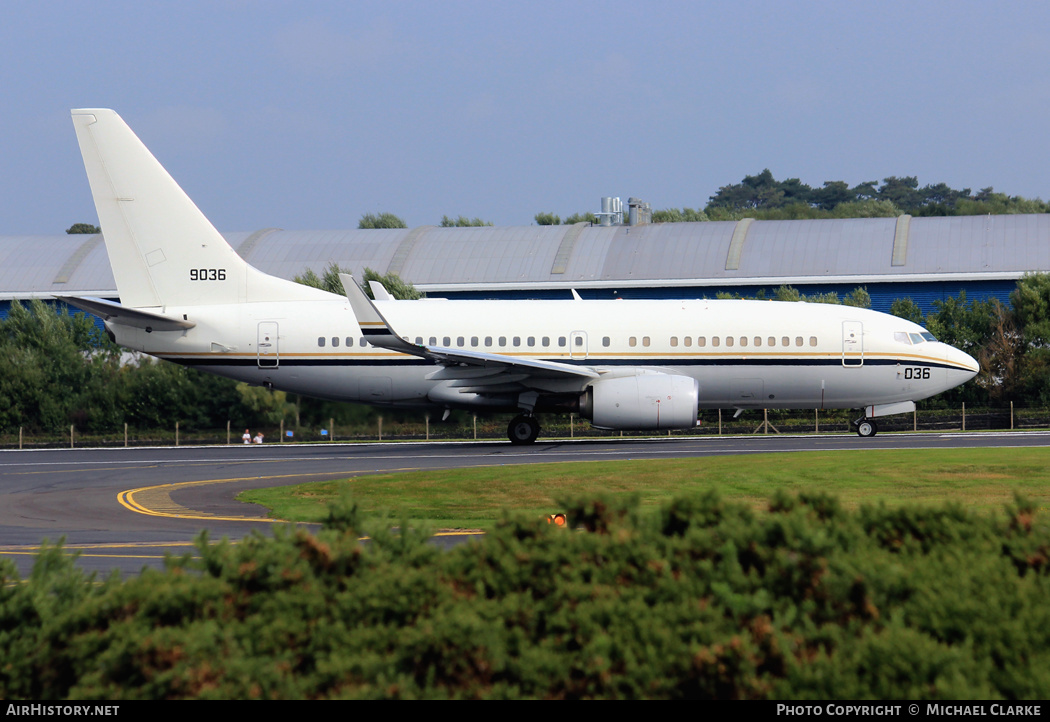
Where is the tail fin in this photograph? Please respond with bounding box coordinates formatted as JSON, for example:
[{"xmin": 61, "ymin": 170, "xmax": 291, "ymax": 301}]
[{"xmin": 71, "ymin": 109, "xmax": 332, "ymax": 308}]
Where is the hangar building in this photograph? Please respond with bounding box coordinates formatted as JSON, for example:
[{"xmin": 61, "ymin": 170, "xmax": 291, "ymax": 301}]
[{"xmin": 1, "ymin": 213, "xmax": 1047, "ymax": 318}]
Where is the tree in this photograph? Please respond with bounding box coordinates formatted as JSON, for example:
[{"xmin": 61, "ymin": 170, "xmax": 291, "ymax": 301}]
[
  {"xmin": 889, "ymin": 298, "xmax": 925, "ymax": 326},
  {"xmin": 1010, "ymin": 273, "xmax": 1050, "ymax": 405},
  {"xmin": 651, "ymin": 208, "xmax": 708, "ymax": 223},
  {"xmin": 564, "ymin": 212, "xmax": 598, "ymax": 225},
  {"xmin": 1011, "ymin": 273, "xmax": 1050, "ymax": 348},
  {"xmin": 976, "ymin": 300, "xmax": 1024, "ymax": 404},
  {"xmin": 829, "ymin": 199, "xmax": 900, "ymax": 218},
  {"xmin": 707, "ymin": 169, "xmax": 807, "ymax": 211},
  {"xmin": 843, "ymin": 287, "xmax": 871, "ymax": 308},
  {"xmin": 440, "ymin": 215, "xmax": 492, "ymax": 227},
  {"xmin": 358, "ymin": 212, "xmax": 407, "ymax": 229},
  {"xmin": 811, "ymin": 181, "xmax": 852, "ymax": 211},
  {"xmin": 534, "ymin": 212, "xmax": 561, "ymax": 226},
  {"xmin": 925, "ymin": 291, "xmax": 995, "ymax": 356},
  {"xmin": 66, "ymin": 223, "xmax": 100, "ymax": 234},
  {"xmin": 876, "ymin": 177, "xmax": 925, "ymax": 213},
  {"xmin": 293, "ymin": 262, "xmax": 351, "ymax": 295},
  {"xmin": 362, "ymin": 268, "xmax": 422, "ymax": 300}
]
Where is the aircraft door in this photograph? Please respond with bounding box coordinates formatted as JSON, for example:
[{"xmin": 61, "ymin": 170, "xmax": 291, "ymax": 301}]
[
  {"xmin": 258, "ymin": 322, "xmax": 279, "ymax": 368},
  {"xmin": 842, "ymin": 321, "xmax": 863, "ymax": 367},
  {"xmin": 570, "ymin": 331, "xmax": 588, "ymax": 360}
]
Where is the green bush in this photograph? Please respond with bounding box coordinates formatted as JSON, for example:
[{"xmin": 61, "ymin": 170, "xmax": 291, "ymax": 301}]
[{"xmin": 2, "ymin": 492, "xmax": 1049, "ymax": 699}]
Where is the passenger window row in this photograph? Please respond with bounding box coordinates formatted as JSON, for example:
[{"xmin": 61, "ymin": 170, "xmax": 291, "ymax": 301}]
[
  {"xmin": 669, "ymin": 335, "xmax": 818, "ymax": 348},
  {"xmin": 317, "ymin": 336, "xmax": 367, "ymax": 348},
  {"xmin": 318, "ymin": 334, "xmax": 819, "ymax": 349}
]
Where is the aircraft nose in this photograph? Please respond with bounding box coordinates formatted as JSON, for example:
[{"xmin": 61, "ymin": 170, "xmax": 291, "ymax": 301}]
[{"xmin": 944, "ymin": 344, "xmax": 980, "ymax": 385}]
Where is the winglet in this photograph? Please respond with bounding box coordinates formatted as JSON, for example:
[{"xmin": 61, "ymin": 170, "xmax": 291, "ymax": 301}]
[
  {"xmin": 369, "ymin": 280, "xmax": 395, "ymax": 301},
  {"xmin": 339, "ymin": 273, "xmax": 418, "ymax": 353}
]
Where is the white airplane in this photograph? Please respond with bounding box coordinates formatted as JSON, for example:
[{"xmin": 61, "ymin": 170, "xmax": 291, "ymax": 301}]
[{"xmin": 64, "ymin": 109, "xmax": 979, "ymax": 444}]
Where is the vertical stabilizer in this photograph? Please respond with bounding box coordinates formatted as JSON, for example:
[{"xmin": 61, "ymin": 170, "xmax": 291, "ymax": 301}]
[{"xmin": 71, "ymin": 109, "xmax": 332, "ymax": 308}]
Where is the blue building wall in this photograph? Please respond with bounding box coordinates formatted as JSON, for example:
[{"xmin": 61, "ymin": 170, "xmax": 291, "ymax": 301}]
[
  {"xmin": 0, "ymin": 279, "xmax": 1021, "ymax": 333},
  {"xmin": 434, "ymin": 279, "xmax": 1020, "ymax": 317}
]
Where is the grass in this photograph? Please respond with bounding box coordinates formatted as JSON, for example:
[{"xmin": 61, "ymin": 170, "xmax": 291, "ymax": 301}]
[{"xmin": 236, "ymin": 446, "xmax": 1050, "ymax": 530}]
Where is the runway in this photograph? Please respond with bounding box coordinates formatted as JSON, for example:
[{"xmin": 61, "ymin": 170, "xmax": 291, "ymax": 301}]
[{"xmin": 1, "ymin": 431, "xmax": 1049, "ymax": 577}]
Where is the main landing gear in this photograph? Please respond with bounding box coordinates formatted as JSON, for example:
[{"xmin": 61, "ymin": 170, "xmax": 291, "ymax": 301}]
[
  {"xmin": 508, "ymin": 414, "xmax": 540, "ymax": 445},
  {"xmin": 853, "ymin": 417, "xmax": 878, "ymax": 438}
]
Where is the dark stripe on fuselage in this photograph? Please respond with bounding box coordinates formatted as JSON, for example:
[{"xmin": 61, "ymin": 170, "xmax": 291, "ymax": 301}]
[{"xmin": 159, "ymin": 355, "xmax": 966, "ymax": 372}]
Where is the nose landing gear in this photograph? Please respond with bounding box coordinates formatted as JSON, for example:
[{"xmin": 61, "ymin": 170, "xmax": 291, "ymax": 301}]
[{"xmin": 853, "ymin": 417, "xmax": 878, "ymax": 438}]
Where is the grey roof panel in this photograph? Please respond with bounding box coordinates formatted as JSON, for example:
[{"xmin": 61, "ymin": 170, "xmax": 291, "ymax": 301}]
[{"xmin": 2, "ymin": 214, "xmax": 1049, "ymax": 300}]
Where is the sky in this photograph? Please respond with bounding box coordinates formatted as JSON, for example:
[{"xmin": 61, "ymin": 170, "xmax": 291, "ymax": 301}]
[{"xmin": 3, "ymin": 0, "xmax": 1050, "ymax": 234}]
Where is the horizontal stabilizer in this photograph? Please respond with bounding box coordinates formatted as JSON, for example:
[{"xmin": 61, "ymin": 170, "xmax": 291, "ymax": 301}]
[{"xmin": 58, "ymin": 296, "xmax": 195, "ymax": 331}]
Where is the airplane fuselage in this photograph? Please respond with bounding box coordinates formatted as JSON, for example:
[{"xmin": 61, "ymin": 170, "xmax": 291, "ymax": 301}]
[{"xmin": 110, "ymin": 295, "xmax": 978, "ymax": 416}]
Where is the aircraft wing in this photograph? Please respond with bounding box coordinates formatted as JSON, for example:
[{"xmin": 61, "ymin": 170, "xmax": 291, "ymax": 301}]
[
  {"xmin": 58, "ymin": 296, "xmax": 196, "ymax": 331},
  {"xmin": 339, "ymin": 273, "xmax": 597, "ymax": 381}
]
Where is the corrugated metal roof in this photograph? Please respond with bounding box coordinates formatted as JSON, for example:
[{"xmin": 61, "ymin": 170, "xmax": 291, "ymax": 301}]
[{"xmin": 2, "ymin": 214, "xmax": 1049, "ymax": 300}]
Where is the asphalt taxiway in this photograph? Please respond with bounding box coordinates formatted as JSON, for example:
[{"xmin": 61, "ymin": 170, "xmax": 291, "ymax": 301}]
[{"xmin": 1, "ymin": 432, "xmax": 1048, "ymax": 577}]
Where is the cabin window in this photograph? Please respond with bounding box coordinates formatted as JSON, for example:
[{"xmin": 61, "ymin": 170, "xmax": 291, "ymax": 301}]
[
  {"xmin": 768, "ymin": 337, "xmax": 776, "ymax": 347},
  {"xmin": 332, "ymin": 337, "xmax": 339, "ymax": 347},
  {"xmin": 485, "ymin": 336, "xmax": 492, "ymax": 347},
  {"xmin": 754, "ymin": 336, "xmax": 762, "ymax": 347},
  {"xmin": 712, "ymin": 337, "xmax": 720, "ymax": 347},
  {"xmin": 575, "ymin": 336, "xmax": 584, "ymax": 347},
  {"xmin": 527, "ymin": 337, "xmax": 535, "ymax": 347},
  {"xmin": 360, "ymin": 337, "xmax": 367, "ymax": 347},
  {"xmin": 429, "ymin": 336, "xmax": 437, "ymax": 346},
  {"xmin": 318, "ymin": 337, "xmax": 325, "ymax": 347},
  {"xmin": 782, "ymin": 336, "xmax": 790, "ymax": 346},
  {"xmin": 796, "ymin": 336, "xmax": 804, "ymax": 347},
  {"xmin": 471, "ymin": 336, "xmax": 479, "ymax": 347},
  {"xmin": 499, "ymin": 336, "xmax": 506, "ymax": 346},
  {"xmin": 413, "ymin": 337, "xmax": 422, "ymax": 345},
  {"xmin": 629, "ymin": 337, "xmax": 637, "ymax": 347},
  {"xmin": 739, "ymin": 337, "xmax": 747, "ymax": 347},
  {"xmin": 697, "ymin": 337, "xmax": 705, "ymax": 347},
  {"xmin": 559, "ymin": 336, "xmax": 567, "ymax": 347},
  {"xmin": 670, "ymin": 336, "xmax": 678, "ymax": 347},
  {"xmin": 809, "ymin": 336, "xmax": 818, "ymax": 347},
  {"xmin": 602, "ymin": 336, "xmax": 610, "ymax": 347},
  {"xmin": 726, "ymin": 337, "xmax": 735, "ymax": 347},
  {"xmin": 456, "ymin": 336, "xmax": 464, "ymax": 346},
  {"xmin": 443, "ymin": 336, "xmax": 451, "ymax": 346},
  {"xmin": 542, "ymin": 336, "xmax": 550, "ymax": 347},
  {"xmin": 346, "ymin": 337, "xmax": 354, "ymax": 347},
  {"xmin": 642, "ymin": 336, "xmax": 650, "ymax": 347},
  {"xmin": 513, "ymin": 337, "xmax": 521, "ymax": 347}
]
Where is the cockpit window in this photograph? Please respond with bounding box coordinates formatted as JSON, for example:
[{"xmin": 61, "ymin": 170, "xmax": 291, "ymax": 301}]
[
  {"xmin": 909, "ymin": 333, "xmax": 925, "ymax": 344},
  {"xmin": 894, "ymin": 332, "xmax": 911, "ymax": 344},
  {"xmin": 921, "ymin": 332, "xmax": 937, "ymax": 342}
]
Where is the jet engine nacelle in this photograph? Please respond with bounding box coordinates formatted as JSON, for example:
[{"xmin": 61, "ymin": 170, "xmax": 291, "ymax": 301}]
[{"xmin": 580, "ymin": 374, "xmax": 699, "ymax": 430}]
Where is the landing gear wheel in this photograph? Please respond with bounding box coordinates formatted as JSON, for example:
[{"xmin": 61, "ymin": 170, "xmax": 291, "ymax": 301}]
[
  {"xmin": 508, "ymin": 414, "xmax": 540, "ymax": 445},
  {"xmin": 856, "ymin": 419, "xmax": 878, "ymax": 438}
]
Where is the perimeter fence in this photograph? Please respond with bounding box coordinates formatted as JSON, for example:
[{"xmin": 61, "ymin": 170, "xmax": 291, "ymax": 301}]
[{"xmin": 1, "ymin": 403, "xmax": 1047, "ymax": 450}]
